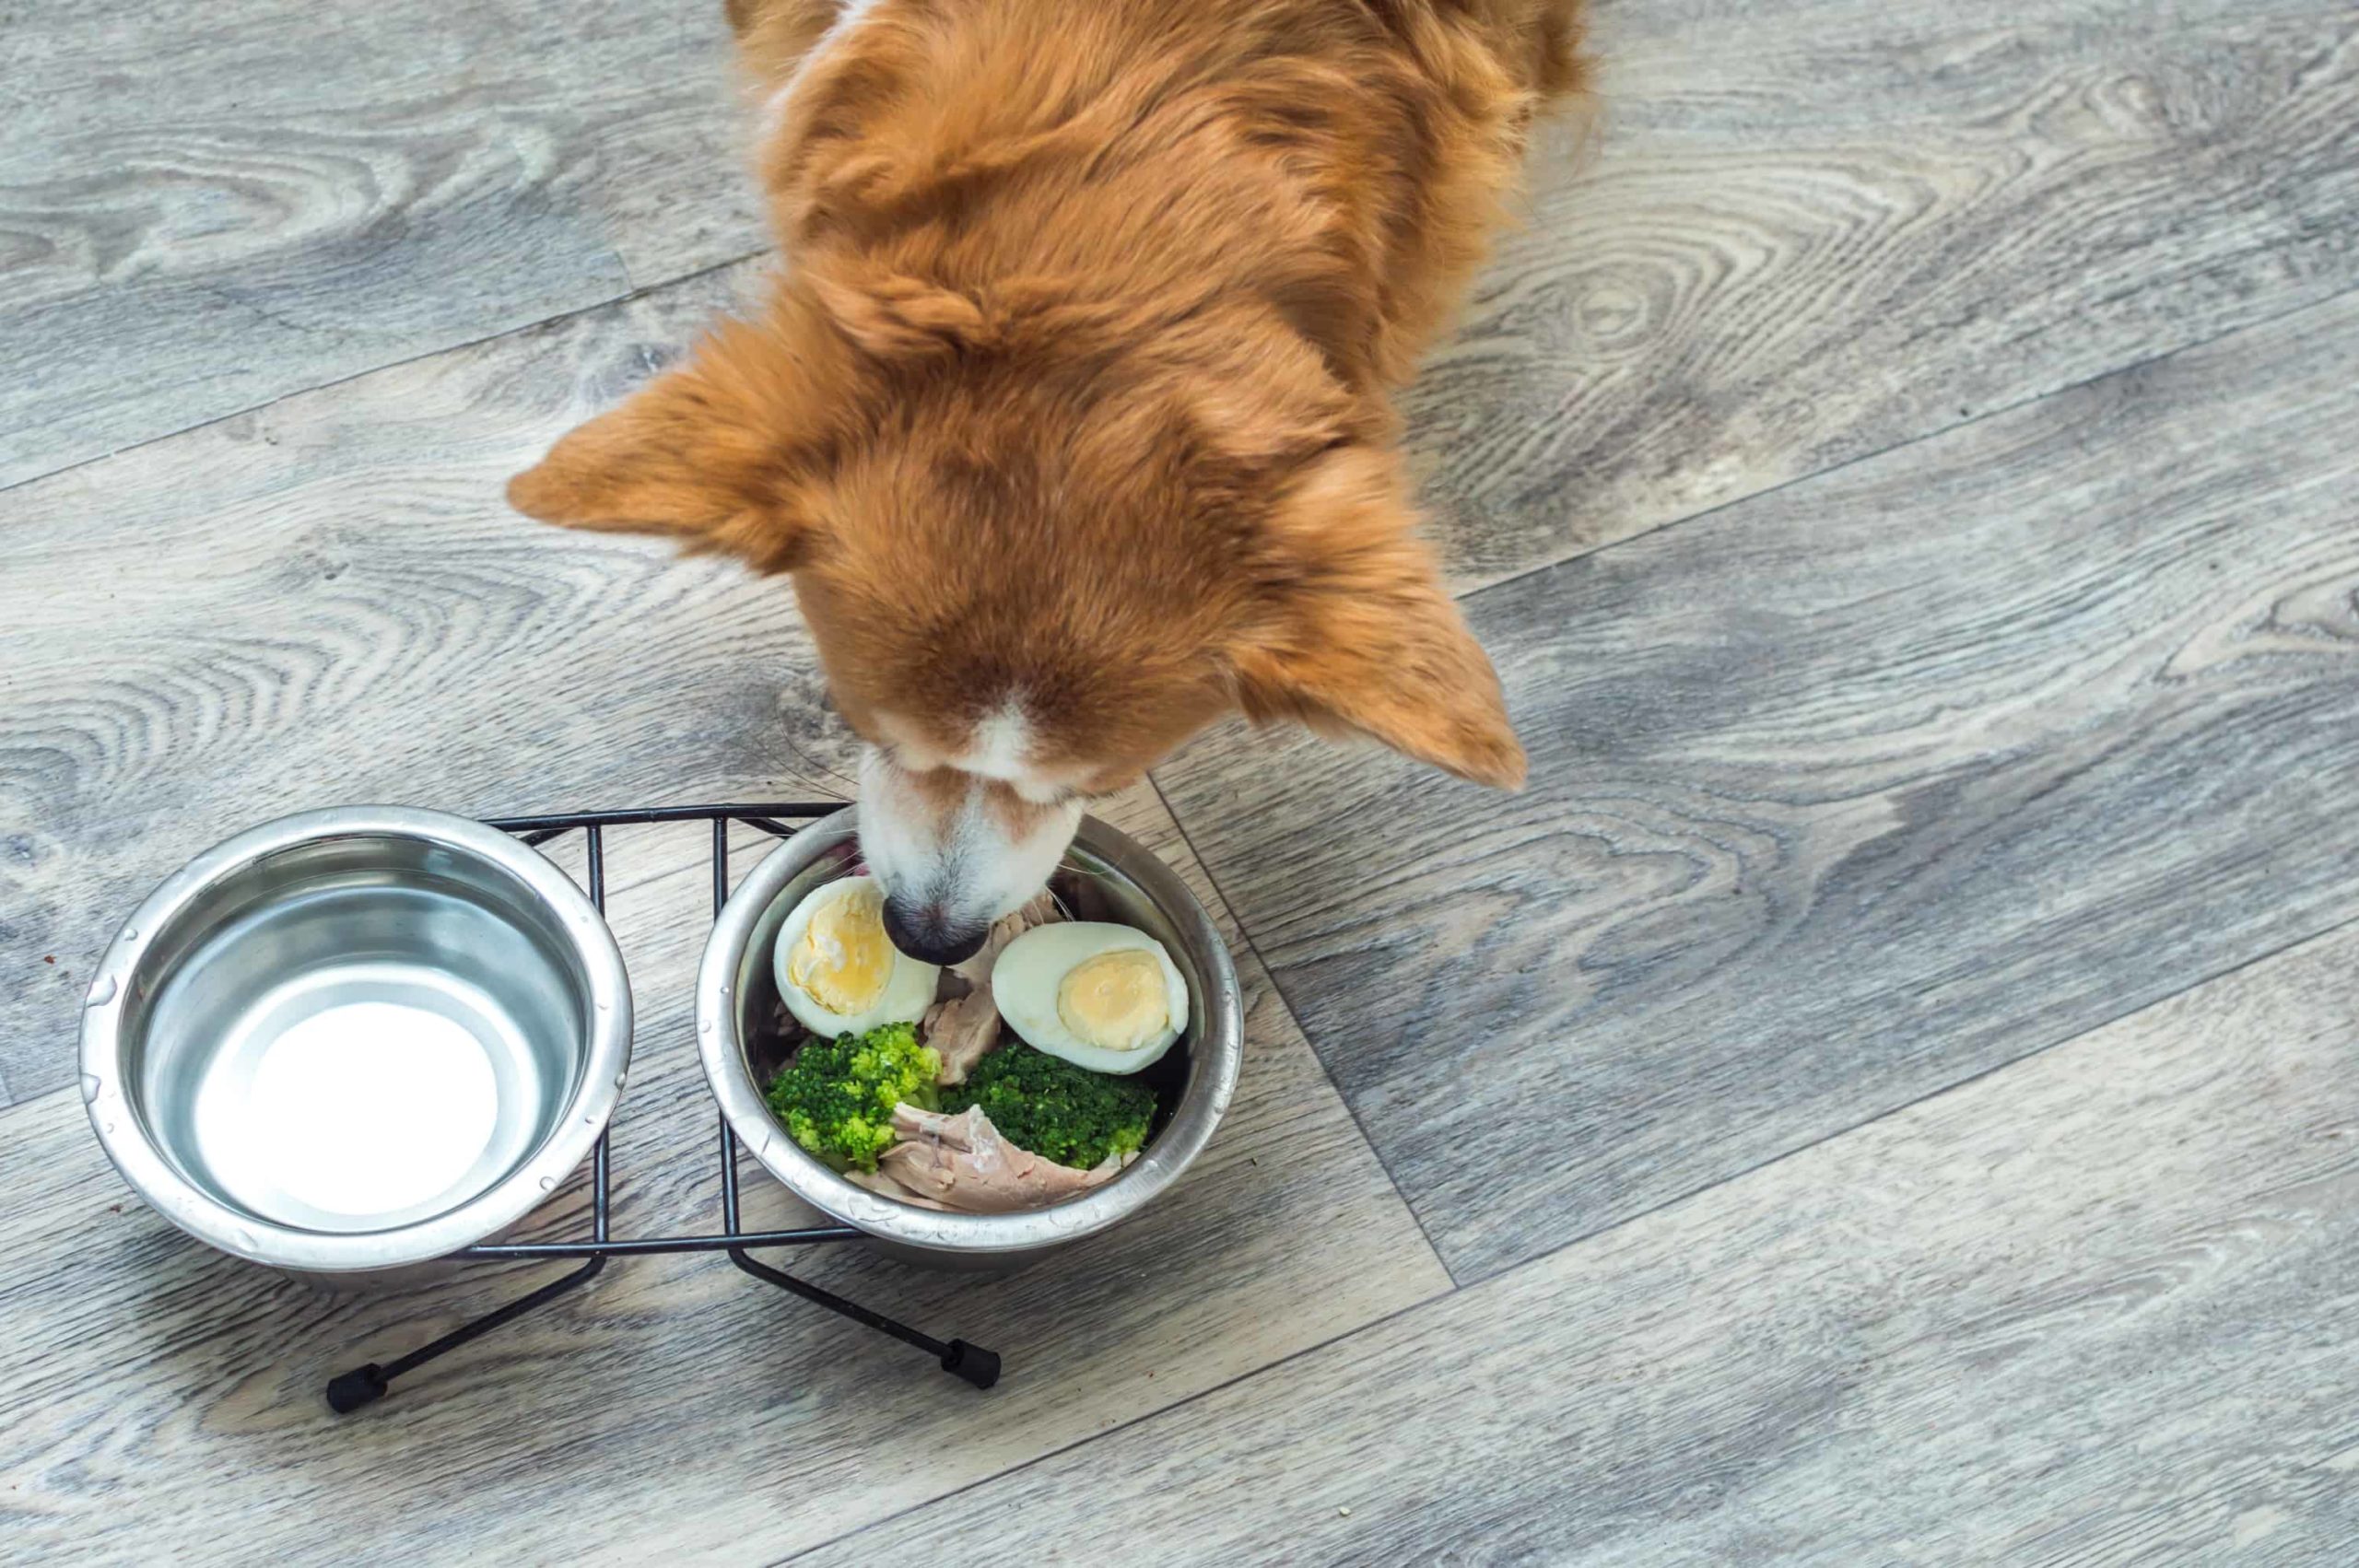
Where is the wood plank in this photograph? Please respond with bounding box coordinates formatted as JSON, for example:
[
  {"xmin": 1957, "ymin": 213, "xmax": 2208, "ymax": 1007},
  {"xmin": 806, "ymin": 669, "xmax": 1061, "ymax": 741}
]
[
  {"xmin": 1418, "ymin": 0, "xmax": 2359, "ymax": 588},
  {"xmin": 804, "ymin": 919, "xmax": 2359, "ymax": 1567},
  {"xmin": 0, "ymin": 261, "xmax": 817, "ymax": 1104},
  {"xmin": 10, "ymin": 0, "xmax": 2355, "ymax": 572},
  {"xmin": 0, "ymin": 0, "xmax": 764, "ymax": 487},
  {"xmin": 1155, "ymin": 287, "xmax": 2359, "ymax": 1281},
  {"xmin": 0, "ymin": 783, "xmax": 1451, "ymax": 1567}
]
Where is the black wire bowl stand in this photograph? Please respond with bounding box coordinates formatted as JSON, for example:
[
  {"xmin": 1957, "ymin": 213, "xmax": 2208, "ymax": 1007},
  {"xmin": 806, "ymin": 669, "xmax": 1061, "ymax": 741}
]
[{"xmin": 323, "ymin": 802, "xmax": 1000, "ymax": 1416}]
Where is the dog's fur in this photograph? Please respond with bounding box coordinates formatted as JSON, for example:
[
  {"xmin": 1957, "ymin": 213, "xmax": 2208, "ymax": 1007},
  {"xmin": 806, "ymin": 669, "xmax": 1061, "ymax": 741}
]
[{"xmin": 511, "ymin": 0, "xmax": 1586, "ymax": 962}]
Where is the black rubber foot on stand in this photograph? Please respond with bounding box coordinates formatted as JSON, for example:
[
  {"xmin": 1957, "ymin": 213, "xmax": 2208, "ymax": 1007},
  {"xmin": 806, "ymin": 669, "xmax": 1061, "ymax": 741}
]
[
  {"xmin": 326, "ymin": 1364, "xmax": 390, "ymax": 1414},
  {"xmin": 941, "ymin": 1340, "xmax": 1001, "ymax": 1389}
]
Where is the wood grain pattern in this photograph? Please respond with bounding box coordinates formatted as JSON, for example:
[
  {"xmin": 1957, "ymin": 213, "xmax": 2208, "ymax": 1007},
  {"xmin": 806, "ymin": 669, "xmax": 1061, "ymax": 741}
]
[
  {"xmin": 0, "ymin": 0, "xmax": 766, "ymax": 488},
  {"xmin": 1414, "ymin": 0, "xmax": 2359, "ymax": 589},
  {"xmin": 1156, "ymin": 286, "xmax": 2359, "ymax": 1282},
  {"xmin": 8, "ymin": 0, "xmax": 2355, "ymax": 588},
  {"xmin": 804, "ymin": 919, "xmax": 2359, "ymax": 1568},
  {"xmin": 7, "ymin": 0, "xmax": 2359, "ymax": 1552},
  {"xmin": 0, "ymin": 260, "xmax": 833, "ymax": 1104},
  {"xmin": 0, "ymin": 782, "xmax": 1450, "ymax": 1567},
  {"xmin": 9, "ymin": 0, "xmax": 2357, "ymax": 1104}
]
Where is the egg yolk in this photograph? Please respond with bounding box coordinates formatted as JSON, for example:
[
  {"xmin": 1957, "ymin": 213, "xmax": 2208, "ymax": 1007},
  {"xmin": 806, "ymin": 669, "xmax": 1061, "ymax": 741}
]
[
  {"xmin": 789, "ymin": 884, "xmax": 893, "ymax": 1016},
  {"xmin": 1055, "ymin": 949, "xmax": 1169, "ymax": 1053}
]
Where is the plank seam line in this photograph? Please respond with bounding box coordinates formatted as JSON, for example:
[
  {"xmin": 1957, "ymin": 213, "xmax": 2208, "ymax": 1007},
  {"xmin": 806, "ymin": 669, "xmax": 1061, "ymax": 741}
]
[
  {"xmin": 1443, "ymin": 908, "xmax": 2359, "ymax": 1278},
  {"xmin": 0, "ymin": 249, "xmax": 769, "ymax": 501},
  {"xmin": 768, "ymin": 1274, "xmax": 1454, "ymax": 1568},
  {"xmin": 1144, "ymin": 775, "xmax": 1459, "ymax": 1280},
  {"xmin": 1444, "ymin": 275, "xmax": 2359, "ymax": 612},
  {"xmin": 769, "ymin": 907, "xmax": 2359, "ymax": 1567}
]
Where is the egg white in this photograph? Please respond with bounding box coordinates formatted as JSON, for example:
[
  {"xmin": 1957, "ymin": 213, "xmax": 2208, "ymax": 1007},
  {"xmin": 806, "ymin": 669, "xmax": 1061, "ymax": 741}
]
[
  {"xmin": 992, "ymin": 921, "xmax": 1190, "ymax": 1074},
  {"xmin": 771, "ymin": 877, "xmax": 940, "ymax": 1039}
]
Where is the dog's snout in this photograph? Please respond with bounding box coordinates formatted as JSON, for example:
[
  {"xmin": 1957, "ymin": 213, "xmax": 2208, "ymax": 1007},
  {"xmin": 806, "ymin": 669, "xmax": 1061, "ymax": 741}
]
[{"xmin": 882, "ymin": 895, "xmax": 989, "ymax": 968}]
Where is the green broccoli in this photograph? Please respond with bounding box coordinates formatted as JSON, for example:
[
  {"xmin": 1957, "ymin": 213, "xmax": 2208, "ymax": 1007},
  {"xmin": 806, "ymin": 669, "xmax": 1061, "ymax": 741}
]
[
  {"xmin": 765, "ymin": 1021, "xmax": 940, "ymax": 1172},
  {"xmin": 942, "ymin": 1043, "xmax": 1157, "ymax": 1170}
]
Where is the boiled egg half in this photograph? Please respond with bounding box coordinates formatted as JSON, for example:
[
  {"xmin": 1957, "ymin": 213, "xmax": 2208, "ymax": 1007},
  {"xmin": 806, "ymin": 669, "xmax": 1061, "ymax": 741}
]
[
  {"xmin": 772, "ymin": 877, "xmax": 940, "ymax": 1039},
  {"xmin": 992, "ymin": 921, "xmax": 1189, "ymax": 1074}
]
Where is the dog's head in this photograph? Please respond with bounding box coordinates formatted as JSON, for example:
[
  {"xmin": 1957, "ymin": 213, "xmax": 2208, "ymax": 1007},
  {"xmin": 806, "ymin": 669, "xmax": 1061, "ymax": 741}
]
[{"xmin": 510, "ymin": 276, "xmax": 1521, "ymax": 964}]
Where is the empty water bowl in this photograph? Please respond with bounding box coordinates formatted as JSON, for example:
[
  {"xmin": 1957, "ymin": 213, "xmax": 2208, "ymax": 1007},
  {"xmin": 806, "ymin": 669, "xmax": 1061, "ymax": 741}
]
[{"xmin": 80, "ymin": 806, "xmax": 631, "ymax": 1274}]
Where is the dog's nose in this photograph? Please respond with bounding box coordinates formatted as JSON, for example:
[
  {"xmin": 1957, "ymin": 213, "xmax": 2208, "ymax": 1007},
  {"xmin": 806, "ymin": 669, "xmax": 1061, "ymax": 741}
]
[{"xmin": 881, "ymin": 895, "xmax": 989, "ymax": 967}]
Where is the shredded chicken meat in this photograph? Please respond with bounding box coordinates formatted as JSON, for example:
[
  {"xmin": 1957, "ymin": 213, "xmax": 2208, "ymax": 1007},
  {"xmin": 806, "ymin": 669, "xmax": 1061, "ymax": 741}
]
[
  {"xmin": 843, "ymin": 1168, "xmax": 952, "ymax": 1211},
  {"xmin": 924, "ymin": 890, "xmax": 1061, "ymax": 1084},
  {"xmin": 875, "ymin": 1103, "xmax": 1131, "ymax": 1213}
]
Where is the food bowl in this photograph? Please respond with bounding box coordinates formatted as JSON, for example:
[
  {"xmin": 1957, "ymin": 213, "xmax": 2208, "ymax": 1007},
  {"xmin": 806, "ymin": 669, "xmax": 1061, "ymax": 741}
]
[
  {"xmin": 698, "ymin": 807, "xmax": 1242, "ymax": 1270},
  {"xmin": 80, "ymin": 806, "xmax": 632, "ymax": 1276}
]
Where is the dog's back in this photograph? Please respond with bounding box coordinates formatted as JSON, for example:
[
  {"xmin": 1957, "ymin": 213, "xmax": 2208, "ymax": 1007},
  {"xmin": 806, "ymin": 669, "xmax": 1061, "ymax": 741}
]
[{"xmin": 729, "ymin": 0, "xmax": 1587, "ymax": 395}]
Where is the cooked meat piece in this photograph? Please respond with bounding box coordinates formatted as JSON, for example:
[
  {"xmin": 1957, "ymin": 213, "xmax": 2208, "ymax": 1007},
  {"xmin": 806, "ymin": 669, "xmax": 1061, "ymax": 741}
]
[
  {"xmin": 954, "ymin": 891, "xmax": 1060, "ymax": 987},
  {"xmin": 923, "ymin": 992, "xmax": 1000, "ymax": 1086},
  {"xmin": 878, "ymin": 1103, "xmax": 1131, "ymax": 1213},
  {"xmin": 843, "ymin": 1167, "xmax": 953, "ymax": 1211},
  {"xmin": 929, "ymin": 890, "xmax": 1062, "ymax": 1084}
]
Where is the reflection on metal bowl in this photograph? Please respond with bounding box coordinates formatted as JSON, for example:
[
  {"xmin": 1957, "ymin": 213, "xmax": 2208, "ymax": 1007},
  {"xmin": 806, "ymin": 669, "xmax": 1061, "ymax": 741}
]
[
  {"xmin": 698, "ymin": 807, "xmax": 1242, "ymax": 1270},
  {"xmin": 80, "ymin": 807, "xmax": 631, "ymax": 1277}
]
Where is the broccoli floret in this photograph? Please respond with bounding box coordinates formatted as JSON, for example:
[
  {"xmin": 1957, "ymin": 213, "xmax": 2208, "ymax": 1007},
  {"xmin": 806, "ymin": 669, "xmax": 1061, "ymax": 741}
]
[
  {"xmin": 942, "ymin": 1043, "xmax": 1157, "ymax": 1170},
  {"xmin": 764, "ymin": 1022, "xmax": 940, "ymax": 1172}
]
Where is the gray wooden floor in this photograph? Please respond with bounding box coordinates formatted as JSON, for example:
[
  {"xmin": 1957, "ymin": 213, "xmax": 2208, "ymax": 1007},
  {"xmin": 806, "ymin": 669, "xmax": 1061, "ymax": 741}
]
[{"xmin": 4, "ymin": 1, "xmax": 2356, "ymax": 1562}]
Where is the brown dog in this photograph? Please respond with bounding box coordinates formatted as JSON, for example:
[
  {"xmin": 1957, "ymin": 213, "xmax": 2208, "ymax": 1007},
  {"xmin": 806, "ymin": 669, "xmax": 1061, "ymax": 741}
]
[{"xmin": 511, "ymin": 0, "xmax": 1586, "ymax": 963}]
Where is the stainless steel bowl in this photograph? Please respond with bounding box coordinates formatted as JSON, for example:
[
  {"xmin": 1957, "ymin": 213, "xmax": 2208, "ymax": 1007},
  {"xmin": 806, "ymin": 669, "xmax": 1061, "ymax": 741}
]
[
  {"xmin": 80, "ymin": 807, "xmax": 632, "ymax": 1274},
  {"xmin": 698, "ymin": 808, "xmax": 1242, "ymax": 1269}
]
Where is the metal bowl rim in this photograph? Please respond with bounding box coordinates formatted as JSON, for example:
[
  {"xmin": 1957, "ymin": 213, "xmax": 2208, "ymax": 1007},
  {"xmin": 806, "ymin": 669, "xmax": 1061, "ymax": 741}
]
[
  {"xmin": 78, "ymin": 804, "xmax": 634, "ymax": 1271},
  {"xmin": 696, "ymin": 806, "xmax": 1243, "ymax": 1254}
]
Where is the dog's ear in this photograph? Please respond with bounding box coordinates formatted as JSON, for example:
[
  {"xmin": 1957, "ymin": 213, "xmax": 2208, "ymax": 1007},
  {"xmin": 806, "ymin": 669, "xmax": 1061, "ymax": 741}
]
[
  {"xmin": 507, "ymin": 322, "xmax": 818, "ymax": 574},
  {"xmin": 1229, "ymin": 448, "xmax": 1526, "ymax": 790}
]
